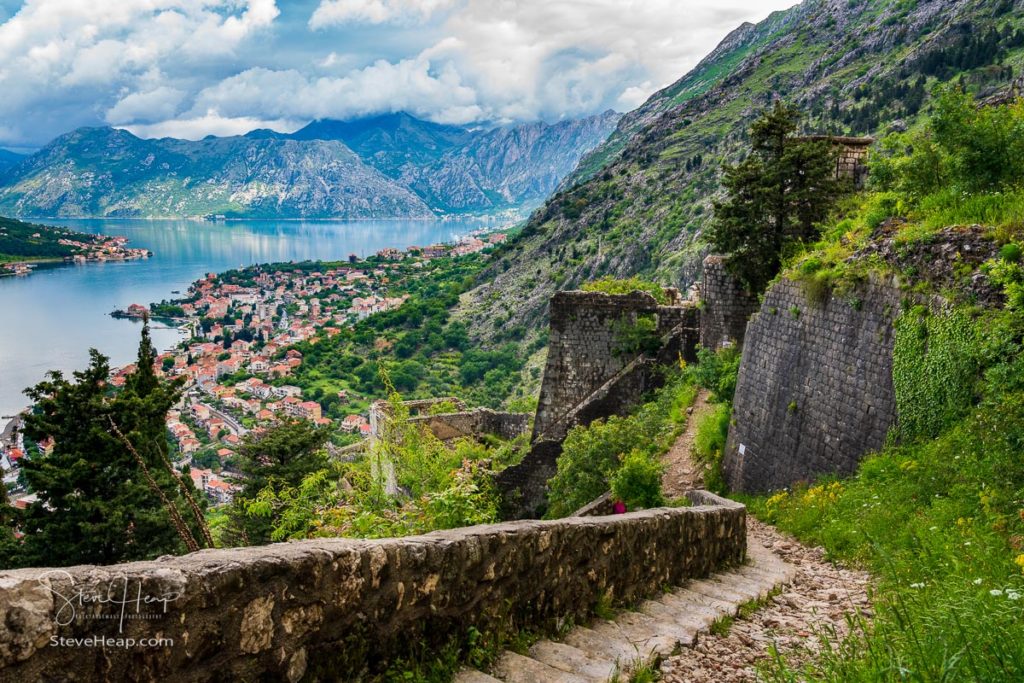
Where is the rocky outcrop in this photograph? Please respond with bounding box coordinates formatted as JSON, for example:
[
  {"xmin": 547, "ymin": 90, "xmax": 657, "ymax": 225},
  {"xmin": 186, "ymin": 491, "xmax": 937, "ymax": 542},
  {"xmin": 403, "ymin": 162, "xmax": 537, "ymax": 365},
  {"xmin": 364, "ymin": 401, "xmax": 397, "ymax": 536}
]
[{"xmin": 0, "ymin": 493, "xmax": 745, "ymax": 682}]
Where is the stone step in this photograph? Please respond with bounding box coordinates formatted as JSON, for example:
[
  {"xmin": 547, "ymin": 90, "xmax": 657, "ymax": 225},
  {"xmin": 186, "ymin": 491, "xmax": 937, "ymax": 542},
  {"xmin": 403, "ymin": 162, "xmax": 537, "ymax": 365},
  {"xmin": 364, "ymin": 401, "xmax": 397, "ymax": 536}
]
[
  {"xmin": 638, "ymin": 598, "xmax": 716, "ymax": 632},
  {"xmin": 614, "ymin": 610, "xmax": 698, "ymax": 649},
  {"xmin": 663, "ymin": 587, "xmax": 740, "ymax": 617},
  {"xmin": 589, "ymin": 619, "xmax": 676, "ymax": 659},
  {"xmin": 469, "ymin": 542, "xmax": 798, "ymax": 683},
  {"xmin": 707, "ymin": 572, "xmax": 775, "ymax": 601},
  {"xmin": 453, "ymin": 669, "xmax": 504, "ymax": 683},
  {"xmin": 528, "ymin": 641, "xmax": 618, "ymax": 682},
  {"xmin": 685, "ymin": 578, "xmax": 757, "ymax": 604},
  {"xmin": 561, "ymin": 625, "xmax": 642, "ymax": 668},
  {"xmin": 491, "ymin": 651, "xmax": 594, "ymax": 683}
]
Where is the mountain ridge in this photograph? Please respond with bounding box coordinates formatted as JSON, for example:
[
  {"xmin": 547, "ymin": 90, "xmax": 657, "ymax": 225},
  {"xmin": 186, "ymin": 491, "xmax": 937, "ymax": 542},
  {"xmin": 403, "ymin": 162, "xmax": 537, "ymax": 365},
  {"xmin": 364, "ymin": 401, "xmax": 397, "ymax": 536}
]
[{"xmin": 0, "ymin": 111, "xmax": 621, "ymax": 219}]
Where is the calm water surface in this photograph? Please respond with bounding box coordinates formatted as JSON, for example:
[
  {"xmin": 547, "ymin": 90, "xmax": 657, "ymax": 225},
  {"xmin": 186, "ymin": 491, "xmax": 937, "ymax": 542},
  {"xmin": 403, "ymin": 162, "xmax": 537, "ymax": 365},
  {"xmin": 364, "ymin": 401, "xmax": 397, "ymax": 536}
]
[{"xmin": 0, "ymin": 218, "xmax": 491, "ymax": 417}]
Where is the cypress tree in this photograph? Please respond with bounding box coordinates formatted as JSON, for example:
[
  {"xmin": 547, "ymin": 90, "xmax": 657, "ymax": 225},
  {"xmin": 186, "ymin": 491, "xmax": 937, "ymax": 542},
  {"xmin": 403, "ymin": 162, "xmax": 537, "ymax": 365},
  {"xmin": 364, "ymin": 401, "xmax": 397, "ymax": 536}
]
[
  {"xmin": 709, "ymin": 102, "xmax": 843, "ymax": 293},
  {"xmin": 12, "ymin": 324, "xmax": 207, "ymax": 568}
]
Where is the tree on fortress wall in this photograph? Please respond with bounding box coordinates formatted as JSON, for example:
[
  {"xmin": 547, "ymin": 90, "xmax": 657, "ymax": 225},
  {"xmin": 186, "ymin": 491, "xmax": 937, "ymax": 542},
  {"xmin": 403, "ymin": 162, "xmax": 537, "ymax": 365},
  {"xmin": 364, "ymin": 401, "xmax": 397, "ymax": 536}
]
[
  {"xmin": 710, "ymin": 102, "xmax": 842, "ymax": 292},
  {"xmin": 10, "ymin": 325, "xmax": 208, "ymax": 568}
]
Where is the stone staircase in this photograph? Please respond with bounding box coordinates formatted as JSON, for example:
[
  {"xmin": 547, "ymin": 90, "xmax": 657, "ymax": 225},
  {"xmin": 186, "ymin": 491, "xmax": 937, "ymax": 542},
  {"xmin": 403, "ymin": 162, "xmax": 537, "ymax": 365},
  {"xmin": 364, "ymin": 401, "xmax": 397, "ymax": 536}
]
[{"xmin": 454, "ymin": 543, "xmax": 795, "ymax": 683}]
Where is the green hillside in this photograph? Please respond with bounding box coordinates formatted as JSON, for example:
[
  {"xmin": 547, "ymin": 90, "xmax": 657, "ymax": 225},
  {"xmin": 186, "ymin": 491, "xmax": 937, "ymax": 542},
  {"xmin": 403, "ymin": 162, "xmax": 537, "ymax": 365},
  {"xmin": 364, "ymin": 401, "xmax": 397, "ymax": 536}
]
[{"xmin": 462, "ymin": 0, "xmax": 1024, "ymax": 353}]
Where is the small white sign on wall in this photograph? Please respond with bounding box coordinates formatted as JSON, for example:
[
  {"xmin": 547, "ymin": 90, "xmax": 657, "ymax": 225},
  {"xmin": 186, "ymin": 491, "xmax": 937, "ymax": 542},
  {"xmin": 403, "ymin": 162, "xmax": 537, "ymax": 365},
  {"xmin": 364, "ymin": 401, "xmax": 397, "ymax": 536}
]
[{"xmin": 738, "ymin": 443, "xmax": 746, "ymax": 455}]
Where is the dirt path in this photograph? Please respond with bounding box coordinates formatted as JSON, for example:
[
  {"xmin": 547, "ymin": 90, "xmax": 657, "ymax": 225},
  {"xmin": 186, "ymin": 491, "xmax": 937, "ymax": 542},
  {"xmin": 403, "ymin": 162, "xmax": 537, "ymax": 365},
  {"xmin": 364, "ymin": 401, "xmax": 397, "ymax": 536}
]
[
  {"xmin": 662, "ymin": 389, "xmax": 714, "ymax": 498},
  {"xmin": 657, "ymin": 404, "xmax": 872, "ymax": 682}
]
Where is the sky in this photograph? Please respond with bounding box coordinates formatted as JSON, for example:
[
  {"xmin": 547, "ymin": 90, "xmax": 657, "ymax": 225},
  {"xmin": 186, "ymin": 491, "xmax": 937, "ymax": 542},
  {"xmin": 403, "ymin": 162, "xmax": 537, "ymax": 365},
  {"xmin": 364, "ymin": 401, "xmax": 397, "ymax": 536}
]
[{"xmin": 0, "ymin": 0, "xmax": 799, "ymax": 151}]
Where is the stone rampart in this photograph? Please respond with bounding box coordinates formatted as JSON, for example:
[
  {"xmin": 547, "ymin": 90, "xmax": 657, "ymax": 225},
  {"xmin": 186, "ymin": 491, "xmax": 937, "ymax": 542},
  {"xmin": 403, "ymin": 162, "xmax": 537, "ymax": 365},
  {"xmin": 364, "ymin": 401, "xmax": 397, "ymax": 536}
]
[
  {"xmin": 407, "ymin": 408, "xmax": 530, "ymax": 442},
  {"xmin": 722, "ymin": 275, "xmax": 902, "ymax": 493},
  {"xmin": 0, "ymin": 492, "xmax": 745, "ymax": 683},
  {"xmin": 699, "ymin": 255, "xmax": 760, "ymax": 350},
  {"xmin": 532, "ymin": 290, "xmax": 699, "ymax": 442},
  {"xmin": 497, "ymin": 290, "xmax": 699, "ymax": 518}
]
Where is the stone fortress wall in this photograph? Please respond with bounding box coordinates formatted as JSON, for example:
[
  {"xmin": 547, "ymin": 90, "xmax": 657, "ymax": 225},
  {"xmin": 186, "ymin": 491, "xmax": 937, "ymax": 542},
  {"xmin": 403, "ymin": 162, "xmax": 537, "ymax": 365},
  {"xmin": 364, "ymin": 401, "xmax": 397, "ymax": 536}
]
[
  {"xmin": 496, "ymin": 289, "xmax": 701, "ymax": 518},
  {"xmin": 0, "ymin": 491, "xmax": 745, "ymax": 683},
  {"xmin": 721, "ymin": 275, "xmax": 903, "ymax": 492},
  {"xmin": 698, "ymin": 255, "xmax": 761, "ymax": 351}
]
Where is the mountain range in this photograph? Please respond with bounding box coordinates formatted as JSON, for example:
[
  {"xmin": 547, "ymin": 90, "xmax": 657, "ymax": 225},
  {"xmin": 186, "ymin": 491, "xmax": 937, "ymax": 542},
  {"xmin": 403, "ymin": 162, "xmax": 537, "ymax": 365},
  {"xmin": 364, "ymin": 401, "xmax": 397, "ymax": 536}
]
[
  {"xmin": 461, "ymin": 0, "xmax": 1023, "ymax": 346},
  {"xmin": 0, "ymin": 111, "xmax": 620, "ymax": 219}
]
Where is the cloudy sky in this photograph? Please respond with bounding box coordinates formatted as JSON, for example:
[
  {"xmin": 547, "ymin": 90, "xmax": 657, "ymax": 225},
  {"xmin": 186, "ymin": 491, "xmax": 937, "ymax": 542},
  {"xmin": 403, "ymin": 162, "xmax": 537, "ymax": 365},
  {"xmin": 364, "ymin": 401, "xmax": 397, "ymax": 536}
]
[{"xmin": 0, "ymin": 0, "xmax": 798, "ymax": 151}]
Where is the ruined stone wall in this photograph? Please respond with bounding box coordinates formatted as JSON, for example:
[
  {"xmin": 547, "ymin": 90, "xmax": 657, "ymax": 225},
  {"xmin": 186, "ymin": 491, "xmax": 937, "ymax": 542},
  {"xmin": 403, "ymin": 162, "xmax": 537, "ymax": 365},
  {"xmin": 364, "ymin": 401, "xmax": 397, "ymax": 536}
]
[
  {"xmin": 407, "ymin": 408, "xmax": 530, "ymax": 442},
  {"xmin": 722, "ymin": 276, "xmax": 902, "ymax": 493},
  {"xmin": 532, "ymin": 290, "xmax": 698, "ymax": 442},
  {"xmin": 699, "ymin": 255, "xmax": 761, "ymax": 350},
  {"xmin": 0, "ymin": 492, "xmax": 745, "ymax": 683},
  {"xmin": 496, "ymin": 290, "xmax": 698, "ymax": 519}
]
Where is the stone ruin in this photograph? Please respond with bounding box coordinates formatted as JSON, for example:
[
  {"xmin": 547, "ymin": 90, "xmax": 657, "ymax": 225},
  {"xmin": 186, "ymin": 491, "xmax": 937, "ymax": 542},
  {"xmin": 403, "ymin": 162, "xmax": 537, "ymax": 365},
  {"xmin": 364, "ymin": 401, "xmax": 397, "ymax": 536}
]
[{"xmin": 496, "ymin": 287, "xmax": 702, "ymax": 518}]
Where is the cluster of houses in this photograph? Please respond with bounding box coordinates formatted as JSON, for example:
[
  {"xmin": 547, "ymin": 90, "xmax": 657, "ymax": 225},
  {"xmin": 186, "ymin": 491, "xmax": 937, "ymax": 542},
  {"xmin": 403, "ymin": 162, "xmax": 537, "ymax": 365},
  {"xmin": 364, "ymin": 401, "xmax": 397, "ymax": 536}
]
[
  {"xmin": 60, "ymin": 234, "xmax": 151, "ymax": 263},
  {"xmin": 385, "ymin": 232, "xmax": 506, "ymax": 262},
  {"xmin": 2, "ymin": 230, "xmax": 512, "ymax": 513}
]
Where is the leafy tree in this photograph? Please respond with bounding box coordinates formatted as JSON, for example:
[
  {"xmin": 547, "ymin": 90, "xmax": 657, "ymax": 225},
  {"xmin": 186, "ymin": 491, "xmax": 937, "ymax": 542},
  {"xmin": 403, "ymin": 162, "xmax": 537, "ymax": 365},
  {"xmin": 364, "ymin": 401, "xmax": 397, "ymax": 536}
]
[
  {"xmin": 224, "ymin": 419, "xmax": 329, "ymax": 545},
  {"xmin": 710, "ymin": 102, "xmax": 842, "ymax": 292},
  {"xmin": 13, "ymin": 324, "xmax": 208, "ymax": 568}
]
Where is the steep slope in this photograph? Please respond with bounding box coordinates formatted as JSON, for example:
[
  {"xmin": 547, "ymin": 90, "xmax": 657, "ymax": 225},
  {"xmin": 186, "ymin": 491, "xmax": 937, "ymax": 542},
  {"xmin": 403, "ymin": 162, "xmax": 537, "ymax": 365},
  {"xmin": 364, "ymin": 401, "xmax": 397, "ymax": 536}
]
[
  {"xmin": 0, "ymin": 127, "xmax": 432, "ymax": 219},
  {"xmin": 463, "ymin": 0, "xmax": 1024, "ymax": 343},
  {"xmin": 0, "ymin": 150, "xmax": 24, "ymax": 172},
  {"xmin": 292, "ymin": 111, "xmax": 622, "ymax": 213},
  {"xmin": 404, "ymin": 111, "xmax": 622, "ymax": 213}
]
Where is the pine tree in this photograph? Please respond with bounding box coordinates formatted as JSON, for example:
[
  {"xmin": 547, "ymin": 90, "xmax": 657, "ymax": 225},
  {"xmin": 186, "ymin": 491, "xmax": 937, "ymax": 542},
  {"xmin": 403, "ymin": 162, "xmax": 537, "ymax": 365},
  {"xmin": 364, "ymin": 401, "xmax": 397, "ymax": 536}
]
[
  {"xmin": 13, "ymin": 324, "xmax": 208, "ymax": 568},
  {"xmin": 709, "ymin": 102, "xmax": 843, "ymax": 292}
]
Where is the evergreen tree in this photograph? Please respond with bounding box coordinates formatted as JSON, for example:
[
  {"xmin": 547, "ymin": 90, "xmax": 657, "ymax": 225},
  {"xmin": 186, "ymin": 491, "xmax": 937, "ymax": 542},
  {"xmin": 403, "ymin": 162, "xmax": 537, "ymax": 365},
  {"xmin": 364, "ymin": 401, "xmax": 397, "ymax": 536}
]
[
  {"xmin": 224, "ymin": 420, "xmax": 329, "ymax": 546},
  {"xmin": 13, "ymin": 324, "xmax": 207, "ymax": 568},
  {"xmin": 709, "ymin": 102, "xmax": 842, "ymax": 292}
]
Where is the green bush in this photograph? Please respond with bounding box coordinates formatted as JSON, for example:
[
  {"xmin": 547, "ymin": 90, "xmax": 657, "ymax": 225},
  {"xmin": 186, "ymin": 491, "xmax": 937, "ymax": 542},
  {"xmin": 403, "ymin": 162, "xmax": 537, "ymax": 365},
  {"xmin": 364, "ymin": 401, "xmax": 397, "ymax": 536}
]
[
  {"xmin": 688, "ymin": 346, "xmax": 741, "ymax": 402},
  {"xmin": 692, "ymin": 403, "xmax": 731, "ymax": 493},
  {"xmin": 581, "ymin": 276, "xmax": 671, "ymax": 304},
  {"xmin": 609, "ymin": 449, "xmax": 665, "ymax": 511},
  {"xmin": 545, "ymin": 373, "xmax": 696, "ymax": 517}
]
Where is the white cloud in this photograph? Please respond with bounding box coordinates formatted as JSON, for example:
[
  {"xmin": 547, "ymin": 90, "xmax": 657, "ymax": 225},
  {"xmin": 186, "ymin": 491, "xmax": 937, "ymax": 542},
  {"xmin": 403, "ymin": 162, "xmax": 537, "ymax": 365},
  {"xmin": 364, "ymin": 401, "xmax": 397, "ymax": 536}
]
[
  {"xmin": 190, "ymin": 59, "xmax": 482, "ymax": 124},
  {"xmin": 121, "ymin": 110, "xmax": 304, "ymax": 140},
  {"xmin": 105, "ymin": 86, "xmax": 188, "ymax": 125},
  {"xmin": 0, "ymin": 1, "xmax": 280, "ymax": 144},
  {"xmin": 0, "ymin": 0, "xmax": 800, "ymax": 146},
  {"xmin": 309, "ymin": 0, "xmax": 455, "ymax": 28}
]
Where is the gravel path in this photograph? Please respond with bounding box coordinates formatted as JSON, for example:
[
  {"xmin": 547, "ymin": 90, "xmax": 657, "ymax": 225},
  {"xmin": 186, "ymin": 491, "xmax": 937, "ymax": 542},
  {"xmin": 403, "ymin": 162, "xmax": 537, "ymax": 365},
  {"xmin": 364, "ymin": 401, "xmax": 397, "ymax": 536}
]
[{"xmin": 659, "ymin": 409, "xmax": 873, "ymax": 682}]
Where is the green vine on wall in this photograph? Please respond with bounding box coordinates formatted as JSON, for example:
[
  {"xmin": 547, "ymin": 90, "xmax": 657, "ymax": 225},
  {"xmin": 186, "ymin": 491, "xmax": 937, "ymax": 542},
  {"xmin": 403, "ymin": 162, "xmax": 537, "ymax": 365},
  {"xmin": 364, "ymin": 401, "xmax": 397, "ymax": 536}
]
[{"xmin": 892, "ymin": 304, "xmax": 980, "ymax": 442}]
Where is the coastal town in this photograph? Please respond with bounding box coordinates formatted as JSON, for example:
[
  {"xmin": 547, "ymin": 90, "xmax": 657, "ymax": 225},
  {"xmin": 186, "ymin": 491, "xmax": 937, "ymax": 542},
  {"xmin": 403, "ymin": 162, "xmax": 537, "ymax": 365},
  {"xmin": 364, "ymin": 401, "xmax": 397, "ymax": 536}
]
[
  {"xmin": 2, "ymin": 231, "xmax": 506, "ymax": 510},
  {"xmin": 0, "ymin": 232, "xmax": 151, "ymax": 277}
]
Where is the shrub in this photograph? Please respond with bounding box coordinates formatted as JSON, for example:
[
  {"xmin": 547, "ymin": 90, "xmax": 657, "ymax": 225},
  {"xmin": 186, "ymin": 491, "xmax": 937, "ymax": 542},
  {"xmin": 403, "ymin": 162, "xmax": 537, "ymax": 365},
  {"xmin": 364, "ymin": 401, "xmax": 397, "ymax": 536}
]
[
  {"xmin": 581, "ymin": 276, "xmax": 670, "ymax": 304},
  {"xmin": 688, "ymin": 346, "xmax": 741, "ymax": 403},
  {"xmin": 610, "ymin": 449, "xmax": 665, "ymax": 511}
]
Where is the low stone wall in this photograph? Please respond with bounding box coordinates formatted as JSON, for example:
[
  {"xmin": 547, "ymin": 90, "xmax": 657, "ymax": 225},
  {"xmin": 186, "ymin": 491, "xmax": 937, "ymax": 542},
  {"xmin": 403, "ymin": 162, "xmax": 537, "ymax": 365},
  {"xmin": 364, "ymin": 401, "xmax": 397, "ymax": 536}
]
[
  {"xmin": 407, "ymin": 408, "xmax": 530, "ymax": 442},
  {"xmin": 0, "ymin": 492, "xmax": 745, "ymax": 683},
  {"xmin": 723, "ymin": 275, "xmax": 902, "ymax": 493}
]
